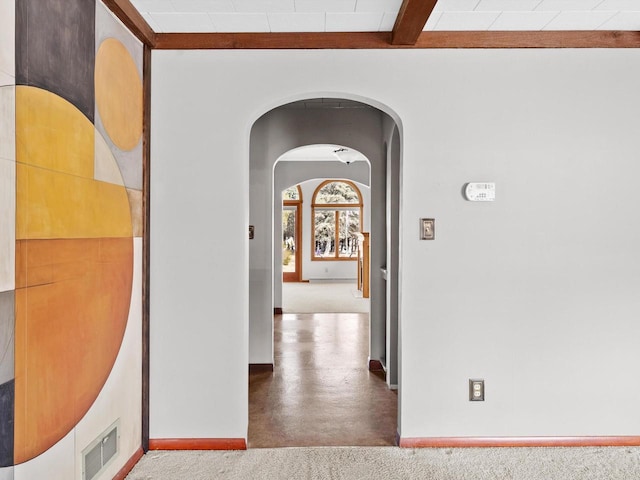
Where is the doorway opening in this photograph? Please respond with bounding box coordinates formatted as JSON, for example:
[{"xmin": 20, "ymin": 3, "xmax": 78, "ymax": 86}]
[
  {"xmin": 281, "ymin": 176, "xmax": 368, "ymax": 313},
  {"xmin": 248, "ymin": 97, "xmax": 401, "ymax": 448},
  {"xmin": 282, "ymin": 185, "xmax": 302, "ymax": 282}
]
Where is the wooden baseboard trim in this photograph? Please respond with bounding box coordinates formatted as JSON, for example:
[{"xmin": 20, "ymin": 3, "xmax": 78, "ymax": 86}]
[
  {"xmin": 368, "ymin": 359, "xmax": 384, "ymax": 372},
  {"xmin": 399, "ymin": 436, "xmax": 640, "ymax": 448},
  {"xmin": 249, "ymin": 363, "xmax": 274, "ymax": 373},
  {"xmin": 149, "ymin": 438, "xmax": 247, "ymax": 450},
  {"xmin": 274, "ymin": 307, "xmax": 283, "ymax": 314},
  {"xmin": 112, "ymin": 447, "xmax": 144, "ymax": 480}
]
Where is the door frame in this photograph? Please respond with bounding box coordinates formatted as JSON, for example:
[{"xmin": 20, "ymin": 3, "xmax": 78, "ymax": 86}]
[{"xmin": 283, "ymin": 194, "xmax": 302, "ymax": 282}]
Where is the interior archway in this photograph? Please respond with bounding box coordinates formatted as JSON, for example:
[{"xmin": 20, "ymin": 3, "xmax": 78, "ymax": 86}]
[{"xmin": 248, "ymin": 97, "xmax": 402, "ymax": 447}]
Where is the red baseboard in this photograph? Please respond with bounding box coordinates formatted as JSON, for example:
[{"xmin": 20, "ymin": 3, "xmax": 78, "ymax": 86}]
[
  {"xmin": 149, "ymin": 438, "xmax": 247, "ymax": 450},
  {"xmin": 399, "ymin": 436, "xmax": 640, "ymax": 448},
  {"xmin": 368, "ymin": 359, "xmax": 384, "ymax": 372},
  {"xmin": 274, "ymin": 307, "xmax": 283, "ymax": 314},
  {"xmin": 249, "ymin": 363, "xmax": 274, "ymax": 373},
  {"xmin": 112, "ymin": 447, "xmax": 144, "ymax": 480}
]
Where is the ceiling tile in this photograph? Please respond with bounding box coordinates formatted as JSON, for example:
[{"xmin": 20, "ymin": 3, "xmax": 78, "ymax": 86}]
[
  {"xmin": 379, "ymin": 11, "xmax": 398, "ymax": 30},
  {"xmin": 489, "ymin": 11, "xmax": 559, "ymax": 30},
  {"xmin": 543, "ymin": 11, "xmax": 617, "ymax": 29},
  {"xmin": 355, "ymin": 0, "xmax": 403, "ymax": 12},
  {"xmin": 433, "ymin": 0, "xmax": 483, "ymax": 12},
  {"xmin": 475, "ymin": 0, "xmax": 541, "ymax": 11},
  {"xmin": 423, "ymin": 11, "xmax": 443, "ymax": 29},
  {"xmin": 594, "ymin": 0, "xmax": 640, "ymax": 10},
  {"xmin": 433, "ymin": 11, "xmax": 501, "ymax": 29},
  {"xmin": 295, "ymin": 0, "xmax": 356, "ymax": 13},
  {"xmin": 132, "ymin": 0, "xmax": 176, "ymax": 12},
  {"xmin": 535, "ymin": 0, "xmax": 602, "ymax": 11},
  {"xmin": 232, "ymin": 0, "xmax": 295, "ymax": 13},
  {"xmin": 597, "ymin": 11, "xmax": 640, "ymax": 29},
  {"xmin": 170, "ymin": 0, "xmax": 235, "ymax": 13},
  {"xmin": 209, "ymin": 12, "xmax": 271, "ymax": 31},
  {"xmin": 268, "ymin": 12, "xmax": 326, "ymax": 31},
  {"xmin": 326, "ymin": 12, "xmax": 384, "ymax": 30},
  {"xmin": 150, "ymin": 12, "xmax": 216, "ymax": 31},
  {"xmin": 141, "ymin": 12, "xmax": 163, "ymax": 31}
]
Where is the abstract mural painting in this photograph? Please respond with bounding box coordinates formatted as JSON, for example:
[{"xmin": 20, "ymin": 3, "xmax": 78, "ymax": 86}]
[
  {"xmin": 0, "ymin": 0, "xmax": 17, "ymax": 477},
  {"xmin": 4, "ymin": 0, "xmax": 144, "ymax": 467}
]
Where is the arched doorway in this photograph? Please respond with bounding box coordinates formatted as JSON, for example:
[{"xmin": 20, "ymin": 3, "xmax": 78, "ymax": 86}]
[{"xmin": 248, "ymin": 97, "xmax": 402, "ymax": 447}]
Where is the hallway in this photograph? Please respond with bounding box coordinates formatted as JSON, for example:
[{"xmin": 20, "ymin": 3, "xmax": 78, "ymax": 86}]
[{"xmin": 248, "ymin": 313, "xmax": 397, "ymax": 448}]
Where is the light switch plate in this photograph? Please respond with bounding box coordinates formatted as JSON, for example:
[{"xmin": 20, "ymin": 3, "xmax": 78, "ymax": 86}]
[{"xmin": 420, "ymin": 218, "xmax": 435, "ymax": 240}]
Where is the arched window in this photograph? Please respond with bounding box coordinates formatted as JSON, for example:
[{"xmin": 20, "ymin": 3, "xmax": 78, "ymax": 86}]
[{"xmin": 311, "ymin": 180, "xmax": 362, "ymax": 261}]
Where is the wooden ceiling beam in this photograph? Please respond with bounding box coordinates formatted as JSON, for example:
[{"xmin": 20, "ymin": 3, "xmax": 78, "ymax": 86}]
[
  {"xmin": 392, "ymin": 0, "xmax": 438, "ymax": 45},
  {"xmin": 414, "ymin": 30, "xmax": 640, "ymax": 48},
  {"xmin": 153, "ymin": 32, "xmax": 392, "ymax": 49},
  {"xmin": 153, "ymin": 30, "xmax": 640, "ymax": 50},
  {"xmin": 102, "ymin": 0, "xmax": 157, "ymax": 47}
]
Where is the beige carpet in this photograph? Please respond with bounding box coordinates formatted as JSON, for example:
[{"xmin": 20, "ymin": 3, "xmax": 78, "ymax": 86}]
[
  {"xmin": 282, "ymin": 282, "xmax": 369, "ymax": 313},
  {"xmin": 126, "ymin": 446, "xmax": 640, "ymax": 480}
]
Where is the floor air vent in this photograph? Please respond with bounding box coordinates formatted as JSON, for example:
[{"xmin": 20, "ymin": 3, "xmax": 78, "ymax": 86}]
[{"xmin": 83, "ymin": 420, "xmax": 119, "ymax": 480}]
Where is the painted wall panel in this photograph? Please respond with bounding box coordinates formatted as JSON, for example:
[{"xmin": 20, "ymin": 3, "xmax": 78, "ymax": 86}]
[
  {"xmin": 95, "ymin": 2, "xmax": 144, "ymax": 190},
  {"xmin": 0, "ymin": 0, "xmax": 15, "ymax": 85},
  {"xmin": 0, "ymin": 86, "xmax": 15, "ymax": 293},
  {"xmin": 15, "ymin": 0, "xmax": 95, "ymax": 121},
  {"xmin": 10, "ymin": 1, "xmax": 144, "ymax": 476},
  {"xmin": 74, "ymin": 238, "xmax": 142, "ymax": 480},
  {"xmin": 152, "ymin": 48, "xmax": 640, "ymax": 440},
  {"xmin": 0, "ymin": 381, "xmax": 14, "ymax": 467},
  {"xmin": 0, "ymin": 292, "xmax": 14, "ymax": 386},
  {"xmin": 14, "ymin": 238, "xmax": 132, "ymax": 464},
  {"xmin": 14, "ymin": 430, "xmax": 74, "ymax": 480},
  {"xmin": 0, "ymin": 158, "xmax": 15, "ymax": 293},
  {"xmin": 0, "ymin": 2, "xmax": 15, "ymax": 476},
  {"xmin": 0, "ymin": 87, "xmax": 15, "ymax": 162}
]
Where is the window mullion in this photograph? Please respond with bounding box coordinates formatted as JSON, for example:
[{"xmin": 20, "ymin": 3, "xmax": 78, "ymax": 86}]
[{"xmin": 334, "ymin": 210, "xmax": 339, "ymax": 259}]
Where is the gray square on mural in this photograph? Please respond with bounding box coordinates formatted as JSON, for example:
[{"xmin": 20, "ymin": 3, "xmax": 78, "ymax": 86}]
[
  {"xmin": 0, "ymin": 292, "xmax": 14, "ymax": 386},
  {"xmin": 16, "ymin": 0, "xmax": 96, "ymax": 122}
]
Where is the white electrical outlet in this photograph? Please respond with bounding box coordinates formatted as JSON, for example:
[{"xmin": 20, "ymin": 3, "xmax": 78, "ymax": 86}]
[{"xmin": 469, "ymin": 379, "xmax": 485, "ymax": 401}]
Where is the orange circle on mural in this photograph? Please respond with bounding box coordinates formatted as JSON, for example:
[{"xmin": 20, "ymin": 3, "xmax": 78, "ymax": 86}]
[
  {"xmin": 14, "ymin": 86, "xmax": 133, "ymax": 464},
  {"xmin": 95, "ymin": 38, "xmax": 142, "ymax": 151}
]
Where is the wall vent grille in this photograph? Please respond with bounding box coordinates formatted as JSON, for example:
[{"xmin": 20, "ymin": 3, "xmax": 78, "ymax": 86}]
[{"xmin": 83, "ymin": 420, "xmax": 119, "ymax": 480}]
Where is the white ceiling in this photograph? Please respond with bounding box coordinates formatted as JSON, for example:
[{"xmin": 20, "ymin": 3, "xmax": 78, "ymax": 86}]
[
  {"xmin": 279, "ymin": 144, "xmax": 368, "ymax": 163},
  {"xmin": 131, "ymin": 0, "xmax": 640, "ymax": 33}
]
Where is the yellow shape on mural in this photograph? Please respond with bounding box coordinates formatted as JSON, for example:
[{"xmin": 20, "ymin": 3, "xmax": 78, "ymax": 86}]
[
  {"xmin": 95, "ymin": 38, "xmax": 142, "ymax": 151},
  {"xmin": 16, "ymin": 86, "xmax": 94, "ymax": 179},
  {"xmin": 16, "ymin": 163, "xmax": 132, "ymax": 239},
  {"xmin": 15, "ymin": 86, "xmax": 132, "ymax": 240}
]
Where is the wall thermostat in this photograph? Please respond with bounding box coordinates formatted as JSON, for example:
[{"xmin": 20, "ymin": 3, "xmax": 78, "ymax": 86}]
[{"xmin": 464, "ymin": 182, "xmax": 495, "ymax": 202}]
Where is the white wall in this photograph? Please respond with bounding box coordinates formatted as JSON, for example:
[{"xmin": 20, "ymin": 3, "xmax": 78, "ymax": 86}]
[{"xmin": 151, "ymin": 48, "xmax": 640, "ymax": 441}]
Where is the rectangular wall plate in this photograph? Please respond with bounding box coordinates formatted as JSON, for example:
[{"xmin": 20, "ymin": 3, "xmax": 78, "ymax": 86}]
[
  {"xmin": 469, "ymin": 379, "xmax": 485, "ymax": 401},
  {"xmin": 420, "ymin": 218, "xmax": 435, "ymax": 240}
]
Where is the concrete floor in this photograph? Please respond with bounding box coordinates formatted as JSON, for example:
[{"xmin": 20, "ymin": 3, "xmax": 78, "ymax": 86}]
[{"xmin": 248, "ymin": 313, "xmax": 398, "ymax": 448}]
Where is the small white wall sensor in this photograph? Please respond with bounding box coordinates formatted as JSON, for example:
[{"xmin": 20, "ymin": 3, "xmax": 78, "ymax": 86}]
[{"xmin": 464, "ymin": 183, "xmax": 495, "ymax": 202}]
